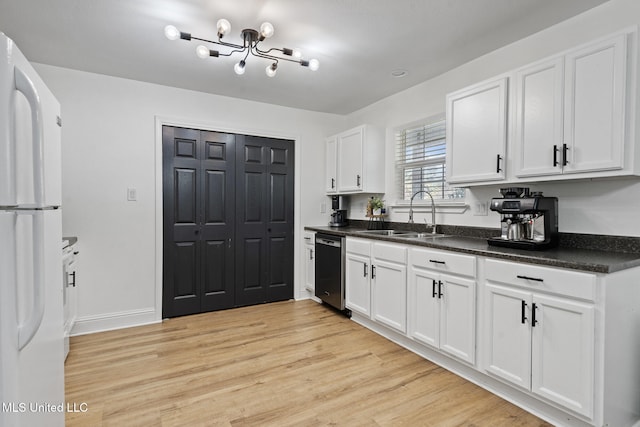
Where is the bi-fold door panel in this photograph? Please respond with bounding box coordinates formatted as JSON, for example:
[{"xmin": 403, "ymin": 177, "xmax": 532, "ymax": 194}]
[
  {"xmin": 162, "ymin": 127, "xmax": 235, "ymax": 317},
  {"xmin": 163, "ymin": 127, "xmax": 293, "ymax": 316}
]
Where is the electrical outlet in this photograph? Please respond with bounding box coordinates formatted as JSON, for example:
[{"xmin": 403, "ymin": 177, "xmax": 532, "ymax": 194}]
[
  {"xmin": 474, "ymin": 201, "xmax": 488, "ymax": 216},
  {"xmin": 127, "ymin": 187, "xmax": 137, "ymax": 201}
]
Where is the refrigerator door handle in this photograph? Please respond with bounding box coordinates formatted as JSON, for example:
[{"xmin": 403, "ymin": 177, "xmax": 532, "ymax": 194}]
[
  {"xmin": 17, "ymin": 211, "xmax": 45, "ymax": 350},
  {"xmin": 14, "ymin": 66, "xmax": 45, "ymax": 207}
]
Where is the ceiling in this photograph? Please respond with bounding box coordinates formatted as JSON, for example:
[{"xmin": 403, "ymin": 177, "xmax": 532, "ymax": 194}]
[{"xmin": 0, "ymin": 0, "xmax": 608, "ymax": 114}]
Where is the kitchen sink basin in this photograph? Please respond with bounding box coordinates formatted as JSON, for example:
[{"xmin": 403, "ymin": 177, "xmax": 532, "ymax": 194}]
[
  {"xmin": 398, "ymin": 232, "xmax": 450, "ymax": 239},
  {"xmin": 355, "ymin": 229, "xmax": 417, "ymax": 236}
]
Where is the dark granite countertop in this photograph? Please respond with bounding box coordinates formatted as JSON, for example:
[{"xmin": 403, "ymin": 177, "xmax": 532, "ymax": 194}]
[{"xmin": 305, "ymin": 225, "xmax": 640, "ymax": 274}]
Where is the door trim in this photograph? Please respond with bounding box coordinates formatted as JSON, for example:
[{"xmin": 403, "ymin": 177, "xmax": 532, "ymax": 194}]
[{"xmin": 153, "ymin": 116, "xmax": 302, "ymax": 321}]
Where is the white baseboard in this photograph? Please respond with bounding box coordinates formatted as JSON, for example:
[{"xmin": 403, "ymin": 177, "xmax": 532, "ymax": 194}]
[{"xmin": 70, "ymin": 308, "xmax": 159, "ymax": 336}]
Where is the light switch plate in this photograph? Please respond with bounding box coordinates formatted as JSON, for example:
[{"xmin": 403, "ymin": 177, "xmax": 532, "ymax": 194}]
[
  {"xmin": 127, "ymin": 187, "xmax": 137, "ymax": 201},
  {"xmin": 473, "ymin": 201, "xmax": 488, "ymax": 216}
]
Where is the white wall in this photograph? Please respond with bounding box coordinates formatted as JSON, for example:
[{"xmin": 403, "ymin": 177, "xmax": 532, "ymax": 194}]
[
  {"xmin": 343, "ymin": 0, "xmax": 640, "ymax": 237},
  {"xmin": 35, "ymin": 64, "xmax": 344, "ymax": 334}
]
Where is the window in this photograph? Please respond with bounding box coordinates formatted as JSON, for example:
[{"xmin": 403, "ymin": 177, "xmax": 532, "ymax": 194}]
[{"xmin": 395, "ymin": 116, "xmax": 465, "ymax": 201}]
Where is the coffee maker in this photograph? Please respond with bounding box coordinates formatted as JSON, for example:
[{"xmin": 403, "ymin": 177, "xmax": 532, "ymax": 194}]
[
  {"xmin": 329, "ymin": 195, "xmax": 348, "ymax": 227},
  {"xmin": 488, "ymin": 187, "xmax": 558, "ymax": 250}
]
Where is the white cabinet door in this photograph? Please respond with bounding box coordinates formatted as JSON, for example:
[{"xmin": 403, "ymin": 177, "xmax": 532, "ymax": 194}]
[
  {"xmin": 408, "ymin": 265, "xmax": 440, "ymax": 349},
  {"xmin": 439, "ymin": 273, "xmax": 476, "ymax": 365},
  {"xmin": 325, "ymin": 136, "xmax": 338, "ymax": 193},
  {"xmin": 514, "ymin": 57, "xmax": 565, "ymax": 177},
  {"xmin": 337, "ymin": 127, "xmax": 364, "ymax": 192},
  {"xmin": 531, "ymin": 294, "xmax": 595, "ymax": 419},
  {"xmin": 446, "ymin": 77, "xmax": 508, "ymax": 184},
  {"xmin": 371, "ymin": 258, "xmax": 407, "ymax": 333},
  {"xmin": 345, "ymin": 252, "xmax": 371, "ymax": 317},
  {"xmin": 563, "ymin": 33, "xmax": 627, "ymax": 174},
  {"xmin": 483, "ymin": 284, "xmax": 532, "ymax": 390},
  {"xmin": 408, "ymin": 266, "xmax": 476, "ymax": 364},
  {"xmin": 303, "ymin": 232, "xmax": 315, "ymax": 292}
]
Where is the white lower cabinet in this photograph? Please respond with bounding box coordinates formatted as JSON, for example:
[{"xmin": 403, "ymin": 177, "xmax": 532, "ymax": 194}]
[
  {"xmin": 336, "ymin": 233, "xmax": 640, "ymax": 426},
  {"xmin": 408, "ymin": 247, "xmax": 476, "ymax": 364},
  {"xmin": 483, "ymin": 259, "xmax": 595, "ymax": 419},
  {"xmin": 303, "ymin": 232, "xmax": 315, "ymax": 293},
  {"xmin": 345, "ymin": 238, "xmax": 407, "ymax": 333}
]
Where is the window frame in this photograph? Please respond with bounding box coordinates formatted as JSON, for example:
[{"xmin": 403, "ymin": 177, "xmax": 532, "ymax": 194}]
[{"xmin": 393, "ymin": 114, "xmax": 466, "ymax": 207}]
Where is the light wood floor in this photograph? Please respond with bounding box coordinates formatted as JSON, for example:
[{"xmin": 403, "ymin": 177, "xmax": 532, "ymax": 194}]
[{"xmin": 65, "ymin": 300, "xmax": 551, "ymax": 426}]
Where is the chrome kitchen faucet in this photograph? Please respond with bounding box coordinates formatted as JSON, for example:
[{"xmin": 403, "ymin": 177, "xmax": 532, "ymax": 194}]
[{"xmin": 408, "ymin": 189, "xmax": 437, "ymax": 234}]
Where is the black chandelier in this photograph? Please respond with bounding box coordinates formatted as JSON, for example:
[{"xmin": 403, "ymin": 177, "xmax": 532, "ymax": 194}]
[{"xmin": 164, "ymin": 19, "xmax": 319, "ymax": 77}]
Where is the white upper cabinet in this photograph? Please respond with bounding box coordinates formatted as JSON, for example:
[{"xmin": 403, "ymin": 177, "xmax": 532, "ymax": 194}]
[
  {"xmin": 446, "ymin": 76, "xmax": 508, "ymax": 184},
  {"xmin": 449, "ymin": 27, "xmax": 637, "ymax": 185},
  {"xmin": 563, "ymin": 33, "xmax": 627, "ymax": 174},
  {"xmin": 513, "ymin": 57, "xmax": 565, "ymax": 177},
  {"xmin": 514, "ymin": 32, "xmax": 629, "ymax": 178},
  {"xmin": 325, "ymin": 136, "xmax": 338, "ymax": 193},
  {"xmin": 326, "ymin": 125, "xmax": 385, "ymax": 194}
]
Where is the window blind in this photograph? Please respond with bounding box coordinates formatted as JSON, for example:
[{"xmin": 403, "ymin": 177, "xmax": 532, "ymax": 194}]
[{"xmin": 395, "ymin": 119, "xmax": 465, "ymax": 201}]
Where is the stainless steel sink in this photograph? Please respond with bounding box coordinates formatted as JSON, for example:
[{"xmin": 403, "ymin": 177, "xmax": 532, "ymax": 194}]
[
  {"xmin": 396, "ymin": 233, "xmax": 451, "ymax": 239},
  {"xmin": 354, "ymin": 229, "xmax": 417, "ymax": 236}
]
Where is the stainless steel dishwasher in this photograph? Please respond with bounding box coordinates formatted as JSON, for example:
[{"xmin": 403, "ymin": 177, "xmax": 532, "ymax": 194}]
[{"xmin": 314, "ymin": 233, "xmax": 348, "ymax": 313}]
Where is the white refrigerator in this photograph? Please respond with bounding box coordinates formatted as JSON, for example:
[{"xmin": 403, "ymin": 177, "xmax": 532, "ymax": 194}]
[{"xmin": 0, "ymin": 32, "xmax": 65, "ymax": 427}]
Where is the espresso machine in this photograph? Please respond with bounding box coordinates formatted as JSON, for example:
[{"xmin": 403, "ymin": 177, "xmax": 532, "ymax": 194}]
[
  {"xmin": 329, "ymin": 195, "xmax": 348, "ymax": 227},
  {"xmin": 488, "ymin": 187, "xmax": 558, "ymax": 250}
]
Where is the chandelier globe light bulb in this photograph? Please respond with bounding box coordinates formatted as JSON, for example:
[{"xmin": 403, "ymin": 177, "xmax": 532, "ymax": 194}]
[
  {"xmin": 234, "ymin": 60, "xmax": 246, "ymax": 75},
  {"xmin": 164, "ymin": 25, "xmax": 180, "ymax": 41},
  {"xmin": 217, "ymin": 19, "xmax": 231, "ymax": 36},
  {"xmin": 196, "ymin": 45, "xmax": 209, "ymax": 59},
  {"xmin": 260, "ymin": 22, "xmax": 275, "ymax": 38}
]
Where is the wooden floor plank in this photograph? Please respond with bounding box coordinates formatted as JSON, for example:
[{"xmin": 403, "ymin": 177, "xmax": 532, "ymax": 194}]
[{"xmin": 65, "ymin": 300, "xmax": 551, "ymax": 426}]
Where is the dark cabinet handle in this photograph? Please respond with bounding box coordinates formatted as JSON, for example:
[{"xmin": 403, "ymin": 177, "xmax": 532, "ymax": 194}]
[
  {"xmin": 521, "ymin": 300, "xmax": 527, "ymax": 324},
  {"xmin": 438, "ymin": 280, "xmax": 443, "ymax": 299},
  {"xmin": 562, "ymin": 143, "xmax": 569, "ymax": 166},
  {"xmin": 432, "ymin": 279, "xmax": 437, "ymax": 298},
  {"xmin": 429, "ymin": 259, "xmax": 446, "ymax": 265},
  {"xmin": 331, "ymin": 178, "xmax": 335, "ymax": 189},
  {"xmin": 363, "ymin": 263, "xmax": 368, "ymax": 277},
  {"xmin": 553, "ymin": 145, "xmax": 559, "ymax": 167},
  {"xmin": 309, "ymin": 249, "xmax": 313, "ymax": 261},
  {"xmin": 70, "ymin": 271, "xmax": 76, "ymax": 287},
  {"xmin": 371, "ymin": 265, "xmax": 376, "ymax": 279},
  {"xmin": 531, "ymin": 303, "xmax": 538, "ymax": 327},
  {"xmin": 516, "ymin": 275, "xmax": 544, "ymax": 282},
  {"xmin": 496, "ymin": 154, "xmax": 502, "ymax": 173},
  {"xmin": 356, "ymin": 174, "xmax": 361, "ymax": 187}
]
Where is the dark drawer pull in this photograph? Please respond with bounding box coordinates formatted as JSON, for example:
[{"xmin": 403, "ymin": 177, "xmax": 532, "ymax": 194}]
[
  {"xmin": 517, "ymin": 275, "xmax": 543, "ymax": 282},
  {"xmin": 429, "ymin": 259, "xmax": 446, "ymax": 265},
  {"xmin": 496, "ymin": 154, "xmax": 502, "ymax": 173}
]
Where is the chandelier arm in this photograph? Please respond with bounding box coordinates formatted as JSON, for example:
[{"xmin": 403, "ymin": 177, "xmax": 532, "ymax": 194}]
[
  {"xmin": 216, "ymin": 47, "xmax": 248, "ymax": 57},
  {"xmin": 251, "ymin": 46, "xmax": 301, "ymax": 64},
  {"xmin": 190, "ymin": 35, "xmax": 245, "ymax": 50}
]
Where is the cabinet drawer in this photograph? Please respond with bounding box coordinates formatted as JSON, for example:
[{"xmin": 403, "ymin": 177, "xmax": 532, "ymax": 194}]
[
  {"xmin": 303, "ymin": 231, "xmax": 315, "ymax": 244},
  {"xmin": 409, "ymin": 247, "xmax": 476, "ymax": 278},
  {"xmin": 485, "ymin": 259, "xmax": 596, "ymax": 301},
  {"xmin": 373, "ymin": 242, "xmax": 406, "ymax": 264},
  {"xmin": 346, "ymin": 237, "xmax": 371, "ymax": 257}
]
